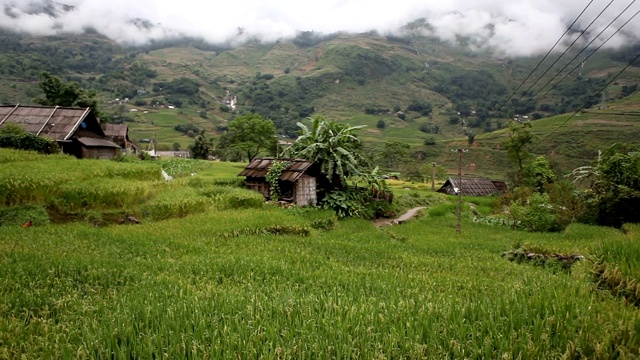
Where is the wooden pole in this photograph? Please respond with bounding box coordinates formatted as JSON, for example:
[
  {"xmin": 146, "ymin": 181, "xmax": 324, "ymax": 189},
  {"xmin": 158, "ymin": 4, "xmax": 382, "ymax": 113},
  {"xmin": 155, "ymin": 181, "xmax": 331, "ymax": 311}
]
[
  {"xmin": 451, "ymin": 149, "xmax": 468, "ymax": 234},
  {"xmin": 431, "ymin": 162, "xmax": 436, "ymax": 192}
]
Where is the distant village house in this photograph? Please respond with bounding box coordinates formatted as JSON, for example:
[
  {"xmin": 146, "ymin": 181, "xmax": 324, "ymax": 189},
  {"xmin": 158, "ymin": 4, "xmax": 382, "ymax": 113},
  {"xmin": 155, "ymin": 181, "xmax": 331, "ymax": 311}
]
[{"xmin": 437, "ymin": 177, "xmax": 507, "ymax": 196}]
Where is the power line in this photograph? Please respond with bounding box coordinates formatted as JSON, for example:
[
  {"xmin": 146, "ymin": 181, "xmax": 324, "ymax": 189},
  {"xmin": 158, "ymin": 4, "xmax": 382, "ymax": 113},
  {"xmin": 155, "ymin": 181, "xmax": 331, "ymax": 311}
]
[
  {"xmin": 511, "ymin": 0, "xmax": 616, "ymax": 105},
  {"xmin": 497, "ymin": 0, "xmax": 597, "ymax": 111},
  {"xmin": 482, "ymin": 1, "xmax": 634, "ymax": 144},
  {"xmin": 534, "ymin": 6, "xmax": 640, "ymax": 102},
  {"xmin": 531, "ymin": 52, "xmax": 640, "ymax": 149}
]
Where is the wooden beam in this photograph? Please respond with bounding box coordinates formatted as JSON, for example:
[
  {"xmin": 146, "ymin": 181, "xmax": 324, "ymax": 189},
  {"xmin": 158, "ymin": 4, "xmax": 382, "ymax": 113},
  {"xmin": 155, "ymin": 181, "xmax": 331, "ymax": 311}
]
[{"xmin": 0, "ymin": 104, "xmax": 20, "ymax": 126}]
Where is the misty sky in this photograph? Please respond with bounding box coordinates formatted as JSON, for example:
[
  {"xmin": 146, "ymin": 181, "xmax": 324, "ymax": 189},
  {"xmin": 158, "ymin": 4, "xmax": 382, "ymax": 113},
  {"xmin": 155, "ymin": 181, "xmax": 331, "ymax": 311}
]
[{"xmin": 1, "ymin": 0, "xmax": 639, "ymax": 56}]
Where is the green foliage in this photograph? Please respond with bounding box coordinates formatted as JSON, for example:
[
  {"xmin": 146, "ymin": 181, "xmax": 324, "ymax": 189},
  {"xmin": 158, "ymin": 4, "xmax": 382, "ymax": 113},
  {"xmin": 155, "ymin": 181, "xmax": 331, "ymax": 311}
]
[
  {"xmin": 508, "ymin": 192, "xmax": 563, "ymax": 232},
  {"xmin": 321, "ymin": 188, "xmax": 365, "ymax": 218},
  {"xmin": 265, "ymin": 160, "xmax": 289, "ymax": 200},
  {"xmin": 524, "ymin": 156, "xmax": 556, "ymax": 193},
  {"xmin": 407, "ymin": 100, "xmax": 432, "ymax": 116},
  {"xmin": 501, "ymin": 122, "xmax": 538, "ymax": 184},
  {"xmin": 34, "ymin": 72, "xmax": 101, "ymax": 115},
  {"xmin": 0, "ymin": 204, "xmax": 49, "ymax": 226},
  {"xmin": 321, "ymin": 179, "xmax": 392, "ymax": 219},
  {"xmin": 161, "ymin": 158, "xmax": 201, "ymax": 177},
  {"xmin": 380, "ymin": 141, "xmax": 411, "ymax": 171},
  {"xmin": 153, "ymin": 77, "xmax": 200, "ymax": 96},
  {"xmin": 428, "ymin": 203, "xmax": 457, "ymax": 217},
  {"xmin": 189, "ymin": 130, "xmax": 213, "ymax": 160},
  {"xmin": 286, "ymin": 115, "xmax": 367, "ymax": 187},
  {"xmin": 584, "ymin": 144, "xmax": 640, "ymax": 227},
  {"xmin": 0, "ymin": 130, "xmax": 59, "ymax": 154},
  {"xmin": 218, "ymin": 113, "xmax": 277, "ymax": 161},
  {"xmin": 174, "ymin": 123, "xmax": 202, "ymax": 137},
  {"xmin": 376, "ymin": 119, "xmax": 386, "ymax": 129}
]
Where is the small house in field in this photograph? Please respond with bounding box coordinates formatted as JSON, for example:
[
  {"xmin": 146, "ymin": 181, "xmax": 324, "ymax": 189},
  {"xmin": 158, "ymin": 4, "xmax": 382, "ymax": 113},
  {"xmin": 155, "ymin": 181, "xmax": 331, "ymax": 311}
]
[
  {"xmin": 0, "ymin": 105, "xmax": 120, "ymax": 159},
  {"xmin": 238, "ymin": 158, "xmax": 327, "ymax": 206},
  {"xmin": 437, "ymin": 177, "xmax": 507, "ymax": 196},
  {"xmin": 102, "ymin": 123, "xmax": 137, "ymax": 154}
]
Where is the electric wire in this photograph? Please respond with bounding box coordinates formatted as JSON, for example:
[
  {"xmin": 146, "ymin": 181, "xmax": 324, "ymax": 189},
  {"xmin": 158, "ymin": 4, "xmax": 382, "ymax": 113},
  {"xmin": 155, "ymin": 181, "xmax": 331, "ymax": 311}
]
[
  {"xmin": 511, "ymin": 0, "xmax": 616, "ymax": 105},
  {"xmin": 534, "ymin": 6, "xmax": 640, "ymax": 103},
  {"xmin": 531, "ymin": 52, "xmax": 640, "ymax": 149},
  {"xmin": 496, "ymin": 0, "xmax": 596, "ymax": 111}
]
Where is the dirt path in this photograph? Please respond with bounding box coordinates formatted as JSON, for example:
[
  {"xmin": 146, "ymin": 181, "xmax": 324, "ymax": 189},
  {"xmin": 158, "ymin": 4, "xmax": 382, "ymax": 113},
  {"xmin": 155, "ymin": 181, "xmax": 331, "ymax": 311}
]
[{"xmin": 373, "ymin": 207, "xmax": 426, "ymax": 227}]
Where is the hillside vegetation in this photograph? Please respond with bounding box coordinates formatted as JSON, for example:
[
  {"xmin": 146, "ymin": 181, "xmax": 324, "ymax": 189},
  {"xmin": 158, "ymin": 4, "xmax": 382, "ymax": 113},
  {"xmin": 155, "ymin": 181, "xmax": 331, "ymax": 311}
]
[{"xmin": 1, "ymin": 30, "xmax": 639, "ymax": 177}]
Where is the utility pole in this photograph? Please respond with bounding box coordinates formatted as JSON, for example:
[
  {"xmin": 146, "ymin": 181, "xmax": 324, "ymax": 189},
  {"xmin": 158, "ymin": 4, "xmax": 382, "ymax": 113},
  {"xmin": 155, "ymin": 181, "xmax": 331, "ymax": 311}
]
[
  {"xmin": 431, "ymin": 162, "xmax": 436, "ymax": 192},
  {"xmin": 451, "ymin": 148, "xmax": 469, "ymax": 234},
  {"xmin": 601, "ymin": 89, "xmax": 607, "ymax": 110}
]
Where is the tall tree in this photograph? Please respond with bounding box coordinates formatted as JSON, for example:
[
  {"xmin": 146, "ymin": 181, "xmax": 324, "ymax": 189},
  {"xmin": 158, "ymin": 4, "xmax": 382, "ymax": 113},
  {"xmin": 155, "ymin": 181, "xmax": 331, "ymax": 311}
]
[
  {"xmin": 380, "ymin": 141, "xmax": 410, "ymax": 170},
  {"xmin": 285, "ymin": 115, "xmax": 367, "ymax": 188},
  {"xmin": 219, "ymin": 113, "xmax": 277, "ymax": 161},
  {"xmin": 35, "ymin": 72, "xmax": 100, "ymax": 112},
  {"xmin": 189, "ymin": 131, "xmax": 213, "ymax": 160},
  {"xmin": 501, "ymin": 121, "xmax": 537, "ymax": 184}
]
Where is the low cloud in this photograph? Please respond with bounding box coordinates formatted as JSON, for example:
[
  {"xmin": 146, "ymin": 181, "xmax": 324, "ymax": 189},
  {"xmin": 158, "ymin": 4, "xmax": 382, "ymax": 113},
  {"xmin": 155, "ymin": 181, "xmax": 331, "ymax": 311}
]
[{"xmin": 1, "ymin": 0, "xmax": 639, "ymax": 56}]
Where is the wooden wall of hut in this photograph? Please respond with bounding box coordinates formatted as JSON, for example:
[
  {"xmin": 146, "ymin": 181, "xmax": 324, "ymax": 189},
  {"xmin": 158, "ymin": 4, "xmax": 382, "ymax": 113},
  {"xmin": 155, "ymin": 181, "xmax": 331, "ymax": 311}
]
[{"xmin": 295, "ymin": 175, "xmax": 317, "ymax": 206}]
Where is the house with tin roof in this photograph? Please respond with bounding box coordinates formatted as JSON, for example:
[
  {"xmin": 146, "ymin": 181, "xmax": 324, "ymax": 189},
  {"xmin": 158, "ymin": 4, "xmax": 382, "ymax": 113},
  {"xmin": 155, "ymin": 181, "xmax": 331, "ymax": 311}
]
[{"xmin": 0, "ymin": 105, "xmax": 120, "ymax": 159}]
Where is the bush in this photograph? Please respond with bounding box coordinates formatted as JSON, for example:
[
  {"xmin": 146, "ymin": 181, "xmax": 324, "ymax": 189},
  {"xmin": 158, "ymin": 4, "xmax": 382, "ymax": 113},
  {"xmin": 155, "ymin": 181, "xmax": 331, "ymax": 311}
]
[
  {"xmin": 428, "ymin": 203, "xmax": 457, "ymax": 217},
  {"xmin": 0, "ymin": 132, "xmax": 59, "ymax": 154},
  {"xmin": 508, "ymin": 193, "xmax": 563, "ymax": 232},
  {"xmin": 0, "ymin": 204, "xmax": 50, "ymax": 226}
]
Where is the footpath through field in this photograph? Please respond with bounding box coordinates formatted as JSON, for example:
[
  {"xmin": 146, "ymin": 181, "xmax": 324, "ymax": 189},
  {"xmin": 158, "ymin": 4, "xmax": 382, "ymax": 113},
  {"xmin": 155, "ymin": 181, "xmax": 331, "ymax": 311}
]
[{"xmin": 373, "ymin": 206, "xmax": 426, "ymax": 227}]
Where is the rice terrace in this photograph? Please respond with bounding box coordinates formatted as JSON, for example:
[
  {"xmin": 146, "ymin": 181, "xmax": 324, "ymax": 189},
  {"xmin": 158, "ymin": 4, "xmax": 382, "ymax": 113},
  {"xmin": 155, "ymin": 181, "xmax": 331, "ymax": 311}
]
[
  {"xmin": 1, "ymin": 147, "xmax": 639, "ymax": 359},
  {"xmin": 2, "ymin": 0, "xmax": 640, "ymax": 357}
]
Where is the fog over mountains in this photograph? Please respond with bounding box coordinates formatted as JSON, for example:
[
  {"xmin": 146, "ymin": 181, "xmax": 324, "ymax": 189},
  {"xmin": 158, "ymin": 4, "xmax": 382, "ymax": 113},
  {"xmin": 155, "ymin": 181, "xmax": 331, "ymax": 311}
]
[{"xmin": 1, "ymin": 0, "xmax": 639, "ymax": 56}]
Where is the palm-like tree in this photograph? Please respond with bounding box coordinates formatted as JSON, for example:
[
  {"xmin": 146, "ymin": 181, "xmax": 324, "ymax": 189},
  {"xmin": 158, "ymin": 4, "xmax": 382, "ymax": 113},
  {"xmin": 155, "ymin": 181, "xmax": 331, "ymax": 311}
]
[{"xmin": 285, "ymin": 115, "xmax": 367, "ymax": 188}]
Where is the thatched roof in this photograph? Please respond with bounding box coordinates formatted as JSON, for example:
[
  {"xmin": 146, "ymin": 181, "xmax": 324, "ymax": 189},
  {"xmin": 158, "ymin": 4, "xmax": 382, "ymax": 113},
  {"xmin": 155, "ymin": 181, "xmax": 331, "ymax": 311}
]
[
  {"xmin": 0, "ymin": 105, "xmax": 102, "ymax": 141},
  {"xmin": 238, "ymin": 158, "xmax": 315, "ymax": 182},
  {"xmin": 437, "ymin": 177, "xmax": 507, "ymax": 196}
]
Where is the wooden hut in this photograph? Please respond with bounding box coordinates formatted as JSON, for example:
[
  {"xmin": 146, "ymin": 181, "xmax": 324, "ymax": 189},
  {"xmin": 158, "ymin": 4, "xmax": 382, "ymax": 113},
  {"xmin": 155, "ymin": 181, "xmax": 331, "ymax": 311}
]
[
  {"xmin": 437, "ymin": 177, "xmax": 507, "ymax": 196},
  {"xmin": 238, "ymin": 158, "xmax": 326, "ymax": 206},
  {"xmin": 102, "ymin": 123, "xmax": 137, "ymax": 154},
  {"xmin": 0, "ymin": 105, "xmax": 120, "ymax": 159}
]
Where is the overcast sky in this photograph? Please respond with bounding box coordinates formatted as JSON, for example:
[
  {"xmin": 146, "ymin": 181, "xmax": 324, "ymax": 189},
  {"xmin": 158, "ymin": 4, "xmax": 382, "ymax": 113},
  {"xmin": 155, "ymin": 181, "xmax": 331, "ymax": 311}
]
[{"xmin": 1, "ymin": 0, "xmax": 639, "ymax": 56}]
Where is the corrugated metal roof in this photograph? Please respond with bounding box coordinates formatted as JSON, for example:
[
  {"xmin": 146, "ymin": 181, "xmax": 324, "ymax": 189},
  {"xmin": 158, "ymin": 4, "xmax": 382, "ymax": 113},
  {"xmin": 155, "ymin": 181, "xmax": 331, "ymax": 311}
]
[
  {"xmin": 437, "ymin": 177, "xmax": 504, "ymax": 196},
  {"xmin": 0, "ymin": 105, "xmax": 92, "ymax": 141},
  {"xmin": 76, "ymin": 137, "xmax": 121, "ymax": 148},
  {"xmin": 238, "ymin": 158, "xmax": 315, "ymax": 182},
  {"xmin": 102, "ymin": 123, "xmax": 128, "ymax": 138}
]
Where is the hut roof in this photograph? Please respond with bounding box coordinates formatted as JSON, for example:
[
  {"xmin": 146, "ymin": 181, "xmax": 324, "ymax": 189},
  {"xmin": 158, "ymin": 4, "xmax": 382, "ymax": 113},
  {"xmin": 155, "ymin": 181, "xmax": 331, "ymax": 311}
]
[
  {"xmin": 77, "ymin": 137, "xmax": 121, "ymax": 148},
  {"xmin": 238, "ymin": 158, "xmax": 315, "ymax": 182},
  {"xmin": 437, "ymin": 177, "xmax": 505, "ymax": 196},
  {"xmin": 0, "ymin": 105, "xmax": 101, "ymax": 141},
  {"xmin": 102, "ymin": 123, "xmax": 128, "ymax": 138}
]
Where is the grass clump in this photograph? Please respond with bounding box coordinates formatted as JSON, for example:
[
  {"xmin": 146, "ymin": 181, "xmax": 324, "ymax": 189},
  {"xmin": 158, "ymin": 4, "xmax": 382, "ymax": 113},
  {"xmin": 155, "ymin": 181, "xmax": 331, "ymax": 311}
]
[{"xmin": 0, "ymin": 204, "xmax": 49, "ymax": 227}]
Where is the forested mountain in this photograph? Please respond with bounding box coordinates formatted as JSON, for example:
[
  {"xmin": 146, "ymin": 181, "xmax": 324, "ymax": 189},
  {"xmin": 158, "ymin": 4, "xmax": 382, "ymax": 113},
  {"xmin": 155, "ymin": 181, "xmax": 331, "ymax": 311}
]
[{"xmin": 1, "ymin": 24, "xmax": 639, "ymax": 175}]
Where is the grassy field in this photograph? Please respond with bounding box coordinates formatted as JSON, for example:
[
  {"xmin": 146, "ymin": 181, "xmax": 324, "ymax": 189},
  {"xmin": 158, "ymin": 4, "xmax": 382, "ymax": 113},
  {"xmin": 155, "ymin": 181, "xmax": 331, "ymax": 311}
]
[{"xmin": 1, "ymin": 149, "xmax": 640, "ymax": 358}]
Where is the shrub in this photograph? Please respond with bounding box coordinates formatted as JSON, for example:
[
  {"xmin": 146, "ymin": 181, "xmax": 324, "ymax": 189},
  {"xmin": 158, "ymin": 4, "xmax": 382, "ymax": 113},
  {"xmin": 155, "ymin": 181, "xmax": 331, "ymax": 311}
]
[
  {"xmin": 508, "ymin": 193, "xmax": 563, "ymax": 232},
  {"xmin": 428, "ymin": 203, "xmax": 457, "ymax": 217},
  {"xmin": 0, "ymin": 132, "xmax": 59, "ymax": 154},
  {"xmin": 0, "ymin": 204, "xmax": 50, "ymax": 226}
]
